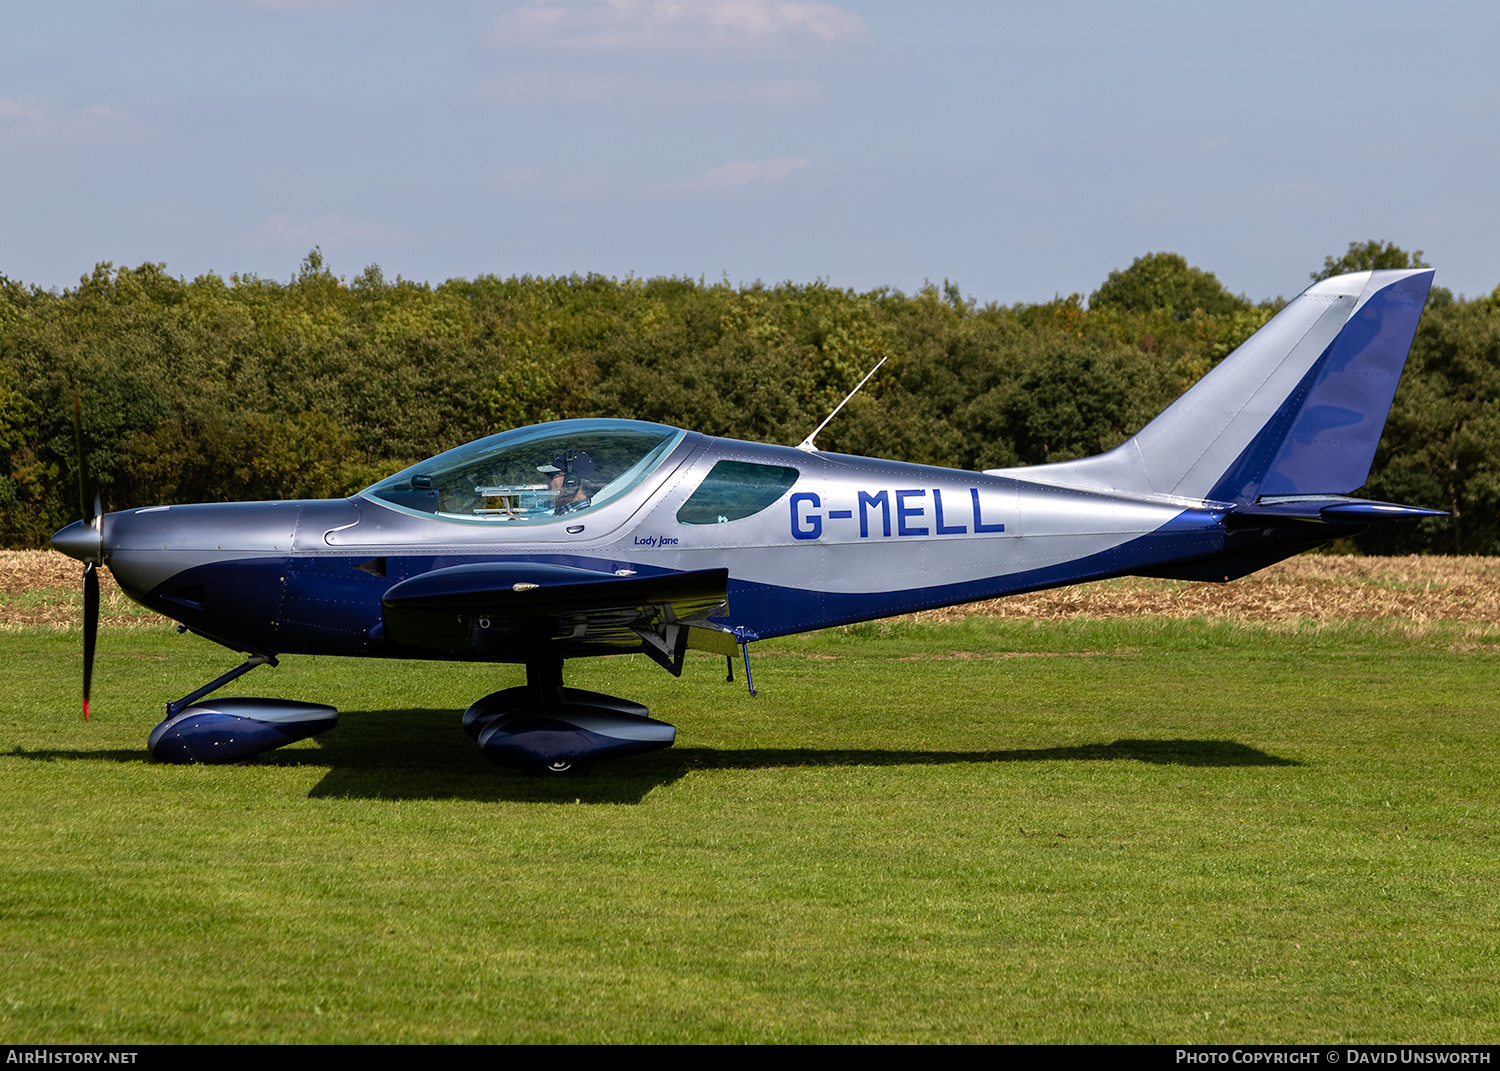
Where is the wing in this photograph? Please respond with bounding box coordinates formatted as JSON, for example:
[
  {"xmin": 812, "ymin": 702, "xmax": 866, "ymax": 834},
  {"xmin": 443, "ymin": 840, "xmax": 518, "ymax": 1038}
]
[{"xmin": 380, "ymin": 562, "xmax": 730, "ymax": 674}]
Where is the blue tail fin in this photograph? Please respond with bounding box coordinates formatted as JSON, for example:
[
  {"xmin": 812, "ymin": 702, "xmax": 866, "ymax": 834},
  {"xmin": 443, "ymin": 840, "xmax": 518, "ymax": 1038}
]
[{"xmin": 989, "ymin": 268, "xmax": 1434, "ymax": 504}]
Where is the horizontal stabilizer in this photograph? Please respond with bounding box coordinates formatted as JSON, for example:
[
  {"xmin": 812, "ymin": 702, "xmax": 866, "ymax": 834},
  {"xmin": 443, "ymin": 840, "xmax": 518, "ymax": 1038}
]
[
  {"xmin": 1228, "ymin": 496, "xmax": 1447, "ymax": 525},
  {"xmin": 382, "ymin": 562, "xmax": 728, "ymax": 659}
]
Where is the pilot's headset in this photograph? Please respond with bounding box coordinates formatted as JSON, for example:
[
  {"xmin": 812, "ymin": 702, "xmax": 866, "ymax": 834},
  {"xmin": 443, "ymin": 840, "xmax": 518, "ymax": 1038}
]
[{"xmin": 559, "ymin": 450, "xmax": 582, "ymax": 496}]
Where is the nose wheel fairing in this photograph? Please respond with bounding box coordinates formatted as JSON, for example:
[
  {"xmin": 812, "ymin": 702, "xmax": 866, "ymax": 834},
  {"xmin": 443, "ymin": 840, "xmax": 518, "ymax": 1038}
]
[{"xmin": 147, "ymin": 697, "xmax": 338, "ymax": 765}]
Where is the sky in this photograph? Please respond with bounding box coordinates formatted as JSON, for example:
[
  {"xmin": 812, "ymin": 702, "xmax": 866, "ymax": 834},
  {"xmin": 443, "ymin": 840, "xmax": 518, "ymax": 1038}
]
[{"xmin": 2, "ymin": 1, "xmax": 1498, "ymax": 304}]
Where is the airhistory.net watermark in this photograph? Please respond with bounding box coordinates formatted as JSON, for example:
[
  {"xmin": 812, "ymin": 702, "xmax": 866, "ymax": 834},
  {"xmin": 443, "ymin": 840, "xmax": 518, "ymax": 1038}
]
[{"xmin": 5, "ymin": 1052, "xmax": 137, "ymax": 1064}]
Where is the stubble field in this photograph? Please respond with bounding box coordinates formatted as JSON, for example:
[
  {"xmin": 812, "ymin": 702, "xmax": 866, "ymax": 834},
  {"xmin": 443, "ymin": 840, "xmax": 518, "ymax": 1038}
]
[{"xmin": 1, "ymin": 552, "xmax": 1497, "ymax": 1043}]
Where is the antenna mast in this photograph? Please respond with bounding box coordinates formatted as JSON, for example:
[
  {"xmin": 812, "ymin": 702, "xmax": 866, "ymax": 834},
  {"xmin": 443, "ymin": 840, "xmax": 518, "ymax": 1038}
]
[{"xmin": 796, "ymin": 356, "xmax": 888, "ymax": 453}]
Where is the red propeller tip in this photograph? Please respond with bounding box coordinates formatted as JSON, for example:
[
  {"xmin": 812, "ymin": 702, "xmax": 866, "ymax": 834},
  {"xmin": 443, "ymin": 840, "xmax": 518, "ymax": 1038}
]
[{"xmin": 82, "ymin": 698, "xmax": 90, "ymax": 721}]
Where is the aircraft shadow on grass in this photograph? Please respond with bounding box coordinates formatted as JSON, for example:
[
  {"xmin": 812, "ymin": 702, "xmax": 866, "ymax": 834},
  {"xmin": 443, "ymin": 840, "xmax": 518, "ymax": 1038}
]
[
  {"xmin": 313, "ymin": 732, "xmax": 1299, "ymax": 804},
  {"xmin": 7, "ymin": 712, "xmax": 1297, "ymax": 806}
]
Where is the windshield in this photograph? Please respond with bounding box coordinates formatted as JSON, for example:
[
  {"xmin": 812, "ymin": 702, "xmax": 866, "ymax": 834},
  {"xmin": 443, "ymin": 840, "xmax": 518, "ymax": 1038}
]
[{"xmin": 363, "ymin": 419, "xmax": 686, "ymax": 525}]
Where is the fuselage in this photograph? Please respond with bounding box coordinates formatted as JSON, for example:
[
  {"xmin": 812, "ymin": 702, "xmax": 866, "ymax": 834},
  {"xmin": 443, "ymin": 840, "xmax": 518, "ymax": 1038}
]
[{"xmin": 53, "ymin": 420, "xmax": 1296, "ymax": 662}]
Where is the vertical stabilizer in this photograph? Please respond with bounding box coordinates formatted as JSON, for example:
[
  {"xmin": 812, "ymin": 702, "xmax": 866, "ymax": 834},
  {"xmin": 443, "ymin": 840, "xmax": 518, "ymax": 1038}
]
[{"xmin": 986, "ymin": 268, "xmax": 1434, "ymax": 503}]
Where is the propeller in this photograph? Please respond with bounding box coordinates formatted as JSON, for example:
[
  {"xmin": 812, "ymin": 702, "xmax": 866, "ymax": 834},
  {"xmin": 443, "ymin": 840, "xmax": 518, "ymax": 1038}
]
[{"xmin": 70, "ymin": 389, "xmax": 104, "ymax": 720}]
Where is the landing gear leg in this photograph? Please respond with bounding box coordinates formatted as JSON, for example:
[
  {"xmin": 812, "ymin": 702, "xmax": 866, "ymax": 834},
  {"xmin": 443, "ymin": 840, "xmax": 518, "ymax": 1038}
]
[
  {"xmin": 526, "ymin": 655, "xmax": 565, "ymax": 708},
  {"xmin": 166, "ymin": 653, "xmax": 278, "ymax": 717},
  {"xmin": 734, "ymin": 627, "xmax": 759, "ymax": 697}
]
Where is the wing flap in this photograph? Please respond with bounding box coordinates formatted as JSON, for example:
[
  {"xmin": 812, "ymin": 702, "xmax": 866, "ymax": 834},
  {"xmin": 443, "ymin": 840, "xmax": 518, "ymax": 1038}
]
[{"xmin": 381, "ymin": 562, "xmax": 729, "ymax": 660}]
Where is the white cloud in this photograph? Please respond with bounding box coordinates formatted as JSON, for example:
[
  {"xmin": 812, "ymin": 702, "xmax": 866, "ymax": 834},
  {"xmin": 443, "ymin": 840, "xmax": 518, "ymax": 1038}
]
[
  {"xmin": 0, "ymin": 95, "xmax": 152, "ymax": 150},
  {"xmin": 698, "ymin": 155, "xmax": 808, "ymax": 186},
  {"xmin": 478, "ymin": 1, "xmax": 863, "ymax": 113},
  {"xmin": 218, "ymin": 0, "xmax": 374, "ymax": 11},
  {"xmin": 643, "ymin": 155, "xmax": 811, "ymax": 200},
  {"xmin": 0, "ymin": 97, "xmax": 47, "ymax": 124},
  {"xmin": 489, "ymin": 0, "xmax": 868, "ymax": 52},
  {"xmin": 477, "ymin": 67, "xmax": 822, "ymax": 110}
]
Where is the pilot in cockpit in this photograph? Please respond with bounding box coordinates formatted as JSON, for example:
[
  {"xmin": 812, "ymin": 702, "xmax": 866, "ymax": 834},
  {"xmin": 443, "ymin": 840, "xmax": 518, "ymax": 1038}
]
[{"xmin": 536, "ymin": 449, "xmax": 599, "ymax": 515}]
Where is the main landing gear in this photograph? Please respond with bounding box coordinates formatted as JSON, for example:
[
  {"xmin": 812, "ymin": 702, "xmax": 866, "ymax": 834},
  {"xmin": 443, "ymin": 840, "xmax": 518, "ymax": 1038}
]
[{"xmin": 462, "ymin": 656, "xmax": 676, "ymax": 775}]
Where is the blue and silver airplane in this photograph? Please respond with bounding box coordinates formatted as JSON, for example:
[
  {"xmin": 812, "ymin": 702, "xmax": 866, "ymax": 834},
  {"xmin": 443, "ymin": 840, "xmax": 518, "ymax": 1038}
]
[{"xmin": 51, "ymin": 268, "xmax": 1443, "ymax": 772}]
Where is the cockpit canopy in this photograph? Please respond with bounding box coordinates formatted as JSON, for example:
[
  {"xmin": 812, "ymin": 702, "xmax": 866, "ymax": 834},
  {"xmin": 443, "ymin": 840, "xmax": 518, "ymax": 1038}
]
[{"xmin": 363, "ymin": 419, "xmax": 687, "ymax": 525}]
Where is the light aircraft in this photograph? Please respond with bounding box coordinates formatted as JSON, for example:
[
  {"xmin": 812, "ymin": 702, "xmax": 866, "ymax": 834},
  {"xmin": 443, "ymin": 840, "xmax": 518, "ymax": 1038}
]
[{"xmin": 52, "ymin": 268, "xmax": 1443, "ymax": 772}]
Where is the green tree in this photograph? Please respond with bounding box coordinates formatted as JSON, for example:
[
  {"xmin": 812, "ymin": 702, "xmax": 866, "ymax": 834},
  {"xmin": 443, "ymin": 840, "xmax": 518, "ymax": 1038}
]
[
  {"xmin": 1358, "ymin": 293, "xmax": 1500, "ymax": 554},
  {"xmin": 1089, "ymin": 253, "xmax": 1250, "ymax": 318},
  {"xmin": 1313, "ymin": 240, "xmax": 1429, "ymax": 281}
]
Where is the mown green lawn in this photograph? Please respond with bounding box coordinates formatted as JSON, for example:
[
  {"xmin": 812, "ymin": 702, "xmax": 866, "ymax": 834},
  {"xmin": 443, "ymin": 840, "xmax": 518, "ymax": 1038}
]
[{"xmin": 2, "ymin": 618, "xmax": 1497, "ymax": 1043}]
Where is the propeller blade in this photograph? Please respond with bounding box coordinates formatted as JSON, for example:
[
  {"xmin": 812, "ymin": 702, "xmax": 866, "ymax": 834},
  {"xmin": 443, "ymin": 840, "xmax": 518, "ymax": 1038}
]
[
  {"xmin": 82, "ymin": 561, "xmax": 98, "ymax": 720},
  {"xmin": 72, "ymin": 386, "xmax": 104, "ymax": 718}
]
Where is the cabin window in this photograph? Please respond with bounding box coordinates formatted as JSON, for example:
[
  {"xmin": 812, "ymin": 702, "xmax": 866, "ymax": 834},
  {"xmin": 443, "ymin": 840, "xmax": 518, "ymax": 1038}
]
[
  {"xmin": 676, "ymin": 461, "xmax": 800, "ymax": 525},
  {"xmin": 362, "ymin": 419, "xmax": 686, "ymax": 525}
]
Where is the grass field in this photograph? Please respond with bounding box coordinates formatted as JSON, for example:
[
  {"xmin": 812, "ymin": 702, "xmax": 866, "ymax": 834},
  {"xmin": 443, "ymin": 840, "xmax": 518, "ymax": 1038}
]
[{"xmin": 2, "ymin": 555, "xmax": 1498, "ymax": 1043}]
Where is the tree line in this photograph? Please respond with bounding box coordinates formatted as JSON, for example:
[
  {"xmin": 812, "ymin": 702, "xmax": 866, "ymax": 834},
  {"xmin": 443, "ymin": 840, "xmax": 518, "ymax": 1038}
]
[{"xmin": 1, "ymin": 241, "xmax": 1495, "ymax": 554}]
